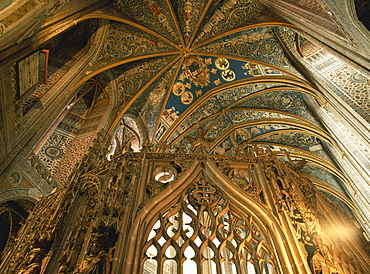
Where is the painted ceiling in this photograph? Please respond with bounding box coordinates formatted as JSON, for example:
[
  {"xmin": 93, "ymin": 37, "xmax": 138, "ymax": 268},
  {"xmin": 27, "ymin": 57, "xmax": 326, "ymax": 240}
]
[
  {"xmin": 98, "ymin": 0, "xmax": 352, "ymax": 204},
  {"xmin": 32, "ymin": 0, "xmax": 367, "ymax": 209}
]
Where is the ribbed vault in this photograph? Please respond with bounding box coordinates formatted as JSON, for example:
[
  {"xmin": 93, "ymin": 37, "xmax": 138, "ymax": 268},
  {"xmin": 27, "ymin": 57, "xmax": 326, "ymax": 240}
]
[{"xmin": 36, "ymin": 0, "xmax": 369, "ymax": 217}]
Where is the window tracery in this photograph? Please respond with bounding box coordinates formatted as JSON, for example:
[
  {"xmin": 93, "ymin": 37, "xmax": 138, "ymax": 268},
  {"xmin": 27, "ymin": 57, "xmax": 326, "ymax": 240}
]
[{"xmin": 142, "ymin": 177, "xmax": 275, "ymax": 274}]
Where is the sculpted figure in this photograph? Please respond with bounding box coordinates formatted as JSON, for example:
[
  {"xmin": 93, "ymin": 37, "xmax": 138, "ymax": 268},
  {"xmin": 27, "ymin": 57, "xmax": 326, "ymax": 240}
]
[
  {"xmin": 228, "ymin": 168, "xmax": 252, "ymax": 189},
  {"xmin": 311, "ymin": 244, "xmax": 339, "ymax": 274},
  {"xmin": 18, "ymin": 248, "xmax": 45, "ymax": 274},
  {"xmin": 76, "ymin": 250, "xmax": 107, "ymax": 274}
]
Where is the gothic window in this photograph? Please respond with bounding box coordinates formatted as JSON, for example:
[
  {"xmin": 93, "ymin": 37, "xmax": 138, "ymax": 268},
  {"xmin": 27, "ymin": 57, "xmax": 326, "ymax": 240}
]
[{"xmin": 142, "ymin": 178, "xmax": 275, "ymax": 274}]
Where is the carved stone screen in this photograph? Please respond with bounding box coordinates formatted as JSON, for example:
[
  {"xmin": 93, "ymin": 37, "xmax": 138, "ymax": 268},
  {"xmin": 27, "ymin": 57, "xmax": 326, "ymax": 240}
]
[{"xmin": 142, "ymin": 178, "xmax": 275, "ymax": 274}]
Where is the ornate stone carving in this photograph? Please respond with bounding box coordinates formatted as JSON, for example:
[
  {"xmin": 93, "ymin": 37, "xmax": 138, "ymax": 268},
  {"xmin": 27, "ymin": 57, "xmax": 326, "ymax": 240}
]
[
  {"xmin": 1, "ymin": 139, "xmax": 369, "ymax": 273},
  {"xmin": 0, "ymin": 191, "xmax": 59, "ymax": 273},
  {"xmin": 142, "ymin": 178, "xmax": 275, "ymax": 274},
  {"xmin": 74, "ymin": 226, "xmax": 117, "ymax": 274},
  {"xmin": 28, "ymin": 153, "xmax": 59, "ymax": 188},
  {"xmin": 57, "ymin": 174, "xmax": 102, "ymax": 272},
  {"xmin": 188, "ymin": 178, "xmax": 220, "ymax": 207},
  {"xmin": 183, "ymin": 124, "xmax": 213, "ymax": 154},
  {"xmin": 311, "ymin": 241, "xmax": 339, "ymax": 274},
  {"xmin": 228, "ymin": 166, "xmax": 262, "ymax": 200},
  {"xmin": 18, "ymin": 247, "xmax": 46, "ymax": 274}
]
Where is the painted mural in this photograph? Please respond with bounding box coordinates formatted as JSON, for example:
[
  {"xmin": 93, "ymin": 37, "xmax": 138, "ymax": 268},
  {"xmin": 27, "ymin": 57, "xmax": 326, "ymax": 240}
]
[
  {"xmin": 113, "ymin": 0, "xmax": 180, "ymax": 45},
  {"xmin": 17, "ymin": 0, "xmax": 365, "ymax": 212},
  {"xmin": 98, "ymin": 21, "xmax": 176, "ymax": 62},
  {"xmin": 196, "ymin": 27, "xmax": 300, "ymax": 75},
  {"xmin": 156, "ymin": 56, "xmax": 286, "ymax": 141}
]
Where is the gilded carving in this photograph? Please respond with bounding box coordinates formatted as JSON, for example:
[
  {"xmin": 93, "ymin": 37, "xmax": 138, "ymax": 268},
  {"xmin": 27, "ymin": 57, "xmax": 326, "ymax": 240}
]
[
  {"xmin": 142, "ymin": 177, "xmax": 275, "ymax": 273},
  {"xmin": 1, "ymin": 140, "xmax": 369, "ymax": 273},
  {"xmin": 75, "ymin": 227, "xmax": 117, "ymax": 274},
  {"xmin": 228, "ymin": 167, "xmax": 262, "ymax": 200},
  {"xmin": 27, "ymin": 153, "xmax": 59, "ymax": 188},
  {"xmin": 311, "ymin": 242, "xmax": 339, "ymax": 274},
  {"xmin": 18, "ymin": 248, "xmax": 46, "ymax": 274}
]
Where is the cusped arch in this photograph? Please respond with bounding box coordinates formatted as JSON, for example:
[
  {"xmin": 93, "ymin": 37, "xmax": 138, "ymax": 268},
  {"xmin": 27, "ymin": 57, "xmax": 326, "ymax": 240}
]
[{"xmin": 123, "ymin": 159, "xmax": 302, "ymax": 273}]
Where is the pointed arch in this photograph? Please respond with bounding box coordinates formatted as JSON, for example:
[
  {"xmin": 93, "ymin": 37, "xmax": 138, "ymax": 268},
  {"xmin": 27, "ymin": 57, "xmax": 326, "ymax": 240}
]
[{"xmin": 122, "ymin": 159, "xmax": 307, "ymax": 273}]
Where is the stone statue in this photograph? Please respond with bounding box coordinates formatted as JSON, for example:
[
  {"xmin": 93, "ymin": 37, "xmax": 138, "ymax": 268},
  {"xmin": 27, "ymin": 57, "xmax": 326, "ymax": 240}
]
[
  {"xmin": 311, "ymin": 244, "xmax": 339, "ymax": 274},
  {"xmin": 18, "ymin": 248, "xmax": 45, "ymax": 274}
]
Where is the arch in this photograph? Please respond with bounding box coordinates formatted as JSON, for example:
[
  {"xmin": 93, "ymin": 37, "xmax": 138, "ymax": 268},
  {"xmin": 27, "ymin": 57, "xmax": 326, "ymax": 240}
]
[
  {"xmin": 190, "ymin": 22, "xmax": 303, "ymax": 50},
  {"xmin": 0, "ymin": 186, "xmax": 39, "ymax": 204},
  {"xmin": 121, "ymin": 159, "xmax": 307, "ymax": 273},
  {"xmin": 107, "ymin": 55, "xmax": 181, "ymax": 134},
  {"xmin": 168, "ymin": 108, "xmax": 323, "ymax": 148},
  {"xmin": 152, "ymin": 56, "xmax": 185, "ymax": 143},
  {"xmin": 225, "ymin": 140, "xmax": 346, "ymax": 183},
  {"xmin": 208, "ymin": 118, "xmax": 339, "ymax": 152},
  {"xmin": 160, "ymin": 76, "xmax": 325, "ymax": 142},
  {"xmin": 96, "ymin": 69, "xmax": 119, "ymax": 131},
  {"xmin": 348, "ymin": 0, "xmax": 370, "ymax": 34},
  {"xmin": 36, "ymin": 70, "xmax": 114, "ymax": 184},
  {"xmin": 78, "ymin": 13, "xmax": 182, "ymax": 49},
  {"xmin": 0, "ymin": 199, "xmax": 35, "ymax": 255}
]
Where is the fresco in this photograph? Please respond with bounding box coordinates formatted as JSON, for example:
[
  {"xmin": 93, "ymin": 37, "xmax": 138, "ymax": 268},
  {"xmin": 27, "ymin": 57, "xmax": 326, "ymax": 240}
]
[
  {"xmin": 326, "ymin": 64, "xmax": 370, "ymax": 112},
  {"xmin": 196, "ymin": 27, "xmax": 300, "ymax": 75},
  {"xmin": 113, "ymin": 0, "xmax": 180, "ymax": 45},
  {"xmin": 234, "ymin": 90, "xmax": 321, "ymax": 124},
  {"xmin": 113, "ymin": 56, "xmax": 175, "ymax": 106},
  {"xmin": 156, "ymin": 56, "xmax": 286, "ymax": 142},
  {"xmin": 253, "ymin": 131, "xmax": 322, "ymax": 151},
  {"xmin": 303, "ymin": 165, "xmax": 346, "ymax": 193},
  {"xmin": 171, "ymin": 0, "xmax": 207, "ymax": 42},
  {"xmin": 210, "ymin": 125, "xmax": 290, "ymax": 155},
  {"xmin": 192, "ymin": 0, "xmax": 282, "ymax": 45},
  {"xmin": 166, "ymin": 56, "xmax": 284, "ymax": 112},
  {"xmin": 97, "ymin": 21, "xmax": 176, "ymax": 63},
  {"xmin": 283, "ymin": 30, "xmax": 370, "ymax": 117},
  {"xmin": 37, "ymin": 132, "xmax": 71, "ymax": 173},
  {"xmin": 113, "ymin": 0, "xmax": 282, "ymax": 47},
  {"xmin": 136, "ymin": 62, "xmax": 179, "ymax": 140}
]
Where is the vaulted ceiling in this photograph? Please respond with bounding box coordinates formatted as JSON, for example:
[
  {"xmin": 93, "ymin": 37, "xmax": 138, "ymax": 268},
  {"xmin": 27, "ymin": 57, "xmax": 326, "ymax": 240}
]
[
  {"xmin": 48, "ymin": 0, "xmax": 365, "ymax": 209},
  {"xmin": 1, "ymin": 0, "xmax": 369, "ymax": 226}
]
